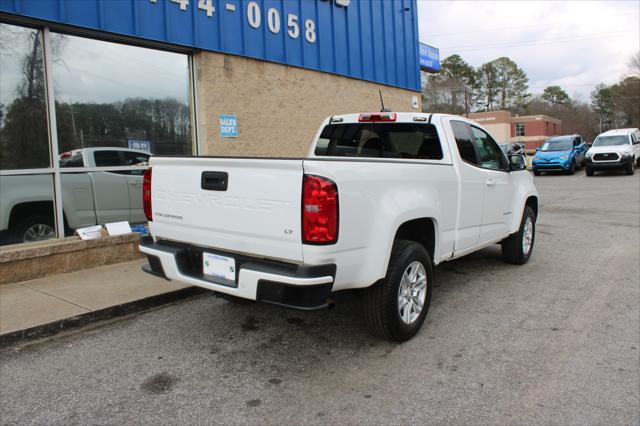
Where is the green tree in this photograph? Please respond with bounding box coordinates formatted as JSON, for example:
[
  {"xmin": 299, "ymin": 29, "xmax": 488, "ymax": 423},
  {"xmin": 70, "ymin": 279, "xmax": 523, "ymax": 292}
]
[
  {"xmin": 476, "ymin": 57, "xmax": 529, "ymax": 111},
  {"xmin": 590, "ymin": 83, "xmax": 614, "ymax": 133},
  {"xmin": 610, "ymin": 76, "xmax": 640, "ymax": 128},
  {"xmin": 422, "ymin": 54, "xmax": 476, "ymax": 115},
  {"xmin": 629, "ymin": 51, "xmax": 640, "ymax": 76},
  {"xmin": 475, "ymin": 61, "xmax": 499, "ymax": 111},
  {"xmin": 541, "ymin": 86, "xmax": 570, "ymax": 107}
]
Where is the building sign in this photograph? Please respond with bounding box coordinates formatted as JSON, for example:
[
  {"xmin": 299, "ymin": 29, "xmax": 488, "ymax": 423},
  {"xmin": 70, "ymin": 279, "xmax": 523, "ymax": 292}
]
[
  {"xmin": 128, "ymin": 139, "xmax": 152, "ymax": 153},
  {"xmin": 1, "ymin": 0, "xmax": 421, "ymax": 91},
  {"xmin": 419, "ymin": 43, "xmax": 440, "ymax": 73},
  {"xmin": 219, "ymin": 115, "xmax": 238, "ymax": 138}
]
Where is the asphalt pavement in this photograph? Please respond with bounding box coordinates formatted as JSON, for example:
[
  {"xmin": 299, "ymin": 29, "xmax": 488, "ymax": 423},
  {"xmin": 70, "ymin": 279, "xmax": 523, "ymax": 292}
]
[{"xmin": 1, "ymin": 168, "xmax": 639, "ymax": 425}]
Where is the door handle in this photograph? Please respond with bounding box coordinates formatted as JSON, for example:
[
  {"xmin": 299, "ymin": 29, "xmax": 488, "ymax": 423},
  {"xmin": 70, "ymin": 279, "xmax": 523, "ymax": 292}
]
[
  {"xmin": 486, "ymin": 178, "xmax": 496, "ymax": 186},
  {"xmin": 201, "ymin": 171, "xmax": 228, "ymax": 191}
]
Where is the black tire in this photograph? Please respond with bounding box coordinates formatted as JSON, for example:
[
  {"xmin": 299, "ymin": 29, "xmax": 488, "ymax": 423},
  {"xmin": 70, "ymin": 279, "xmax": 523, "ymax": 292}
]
[
  {"xmin": 10, "ymin": 215, "xmax": 56, "ymax": 244},
  {"xmin": 626, "ymin": 161, "xmax": 635, "ymax": 175},
  {"xmin": 501, "ymin": 206, "xmax": 536, "ymax": 265},
  {"xmin": 533, "ymin": 169, "xmax": 541, "ymax": 176},
  {"xmin": 363, "ymin": 240, "xmax": 433, "ymax": 342},
  {"xmin": 586, "ymin": 167, "xmax": 594, "ymax": 176},
  {"xmin": 567, "ymin": 160, "xmax": 576, "ymax": 175}
]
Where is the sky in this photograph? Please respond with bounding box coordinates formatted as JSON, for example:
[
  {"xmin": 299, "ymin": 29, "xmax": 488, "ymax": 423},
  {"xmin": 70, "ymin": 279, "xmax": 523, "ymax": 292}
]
[{"xmin": 417, "ymin": 0, "xmax": 640, "ymax": 100}]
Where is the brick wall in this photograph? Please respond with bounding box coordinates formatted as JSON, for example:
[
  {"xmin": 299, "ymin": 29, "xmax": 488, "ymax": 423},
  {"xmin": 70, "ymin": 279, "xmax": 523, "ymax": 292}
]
[{"xmin": 194, "ymin": 52, "xmax": 421, "ymax": 157}]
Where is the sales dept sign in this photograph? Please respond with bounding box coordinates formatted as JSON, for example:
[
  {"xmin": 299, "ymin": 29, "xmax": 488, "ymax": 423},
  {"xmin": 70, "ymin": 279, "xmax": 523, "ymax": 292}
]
[{"xmin": 219, "ymin": 115, "xmax": 238, "ymax": 138}]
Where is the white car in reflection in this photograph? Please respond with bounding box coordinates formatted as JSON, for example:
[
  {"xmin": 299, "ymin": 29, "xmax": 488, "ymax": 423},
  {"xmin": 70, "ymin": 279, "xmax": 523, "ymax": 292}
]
[{"xmin": 0, "ymin": 147, "xmax": 150, "ymax": 244}]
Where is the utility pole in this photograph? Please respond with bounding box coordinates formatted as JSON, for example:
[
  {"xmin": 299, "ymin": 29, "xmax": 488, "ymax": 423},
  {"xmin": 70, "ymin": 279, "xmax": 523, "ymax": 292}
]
[{"xmin": 464, "ymin": 86, "xmax": 470, "ymax": 118}]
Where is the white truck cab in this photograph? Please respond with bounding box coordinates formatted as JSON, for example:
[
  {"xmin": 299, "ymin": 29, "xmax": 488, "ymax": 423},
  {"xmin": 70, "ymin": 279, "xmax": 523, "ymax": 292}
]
[{"xmin": 140, "ymin": 112, "xmax": 538, "ymax": 341}]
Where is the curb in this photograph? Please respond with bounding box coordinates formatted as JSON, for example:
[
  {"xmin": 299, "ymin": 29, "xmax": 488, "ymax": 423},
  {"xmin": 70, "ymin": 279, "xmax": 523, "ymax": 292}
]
[{"xmin": 0, "ymin": 287, "xmax": 206, "ymax": 348}]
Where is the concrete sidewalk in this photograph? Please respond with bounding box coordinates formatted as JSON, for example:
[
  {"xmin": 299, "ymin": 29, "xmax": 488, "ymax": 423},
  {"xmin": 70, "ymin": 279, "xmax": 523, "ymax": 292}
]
[{"xmin": 0, "ymin": 259, "xmax": 193, "ymax": 341}]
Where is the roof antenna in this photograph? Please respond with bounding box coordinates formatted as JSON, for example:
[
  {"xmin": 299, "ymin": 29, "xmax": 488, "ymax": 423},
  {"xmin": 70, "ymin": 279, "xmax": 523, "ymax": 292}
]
[{"xmin": 379, "ymin": 90, "xmax": 391, "ymax": 112}]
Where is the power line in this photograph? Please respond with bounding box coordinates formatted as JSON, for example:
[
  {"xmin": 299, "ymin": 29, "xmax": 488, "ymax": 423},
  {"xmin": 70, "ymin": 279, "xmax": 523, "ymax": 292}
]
[{"xmin": 440, "ymin": 31, "xmax": 636, "ymax": 53}]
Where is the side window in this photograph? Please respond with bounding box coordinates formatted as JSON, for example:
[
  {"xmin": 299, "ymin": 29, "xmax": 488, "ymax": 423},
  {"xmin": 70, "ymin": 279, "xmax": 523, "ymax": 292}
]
[
  {"xmin": 314, "ymin": 132, "xmax": 330, "ymax": 156},
  {"xmin": 94, "ymin": 151, "xmax": 125, "ymax": 167},
  {"xmin": 470, "ymin": 126, "xmax": 508, "ymax": 171},
  {"xmin": 450, "ymin": 121, "xmax": 478, "ymax": 165},
  {"xmin": 123, "ymin": 152, "xmax": 150, "ymax": 166}
]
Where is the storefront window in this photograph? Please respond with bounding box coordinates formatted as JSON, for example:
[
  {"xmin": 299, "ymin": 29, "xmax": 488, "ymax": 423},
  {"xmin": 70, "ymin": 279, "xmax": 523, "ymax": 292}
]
[
  {"xmin": 51, "ymin": 33, "xmax": 192, "ymax": 236},
  {"xmin": 0, "ymin": 23, "xmax": 50, "ymax": 170},
  {"xmin": 0, "ymin": 23, "xmax": 194, "ymax": 246},
  {"xmin": 0, "ymin": 23, "xmax": 58, "ymax": 246},
  {"xmin": 51, "ymin": 33, "xmax": 192, "ymax": 157}
]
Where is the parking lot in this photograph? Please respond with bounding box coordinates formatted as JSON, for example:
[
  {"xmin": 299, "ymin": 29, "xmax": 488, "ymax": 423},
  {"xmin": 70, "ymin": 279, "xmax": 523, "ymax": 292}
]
[{"xmin": 1, "ymin": 169, "xmax": 638, "ymax": 425}]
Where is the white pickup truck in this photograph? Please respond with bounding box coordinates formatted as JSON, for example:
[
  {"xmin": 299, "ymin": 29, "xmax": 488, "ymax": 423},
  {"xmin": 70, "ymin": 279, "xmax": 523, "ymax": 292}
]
[{"xmin": 140, "ymin": 112, "xmax": 538, "ymax": 341}]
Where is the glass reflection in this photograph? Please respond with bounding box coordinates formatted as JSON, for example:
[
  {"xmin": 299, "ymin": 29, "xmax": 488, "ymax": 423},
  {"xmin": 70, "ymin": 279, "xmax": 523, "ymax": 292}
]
[
  {"xmin": 51, "ymin": 33, "xmax": 192, "ymax": 158},
  {"xmin": 0, "ymin": 23, "xmax": 50, "ymax": 170},
  {"xmin": 0, "ymin": 174, "xmax": 57, "ymax": 245},
  {"xmin": 50, "ymin": 33, "xmax": 191, "ymax": 236}
]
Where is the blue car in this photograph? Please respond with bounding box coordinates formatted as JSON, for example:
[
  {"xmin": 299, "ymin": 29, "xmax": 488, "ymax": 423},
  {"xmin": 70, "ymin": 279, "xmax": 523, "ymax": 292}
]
[{"xmin": 532, "ymin": 135, "xmax": 588, "ymax": 175}]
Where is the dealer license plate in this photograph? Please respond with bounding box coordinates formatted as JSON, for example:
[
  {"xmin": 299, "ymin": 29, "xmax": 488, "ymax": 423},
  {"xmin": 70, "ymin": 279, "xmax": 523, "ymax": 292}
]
[{"xmin": 203, "ymin": 252, "xmax": 236, "ymax": 282}]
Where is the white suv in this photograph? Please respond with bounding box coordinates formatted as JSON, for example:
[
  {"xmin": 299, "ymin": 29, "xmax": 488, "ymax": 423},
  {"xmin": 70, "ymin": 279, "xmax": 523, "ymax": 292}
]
[{"xmin": 585, "ymin": 128, "xmax": 640, "ymax": 176}]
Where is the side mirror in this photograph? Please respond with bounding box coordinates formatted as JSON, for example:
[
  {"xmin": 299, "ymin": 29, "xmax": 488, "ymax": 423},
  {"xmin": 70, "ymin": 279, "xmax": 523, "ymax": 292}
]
[
  {"xmin": 535, "ymin": 147, "xmax": 540, "ymax": 152},
  {"xmin": 509, "ymin": 154, "xmax": 527, "ymax": 171}
]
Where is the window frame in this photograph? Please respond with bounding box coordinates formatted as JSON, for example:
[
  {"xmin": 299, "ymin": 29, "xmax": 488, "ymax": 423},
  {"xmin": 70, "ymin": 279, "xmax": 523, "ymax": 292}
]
[
  {"xmin": 450, "ymin": 120, "xmax": 480, "ymax": 166},
  {"xmin": 469, "ymin": 125, "xmax": 510, "ymax": 172},
  {"xmin": 451, "ymin": 120, "xmax": 509, "ymax": 173}
]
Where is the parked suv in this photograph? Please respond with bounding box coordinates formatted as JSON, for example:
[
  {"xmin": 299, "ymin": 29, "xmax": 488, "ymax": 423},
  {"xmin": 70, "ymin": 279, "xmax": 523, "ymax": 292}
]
[
  {"xmin": 585, "ymin": 128, "xmax": 640, "ymax": 176},
  {"xmin": 532, "ymin": 135, "xmax": 588, "ymax": 175}
]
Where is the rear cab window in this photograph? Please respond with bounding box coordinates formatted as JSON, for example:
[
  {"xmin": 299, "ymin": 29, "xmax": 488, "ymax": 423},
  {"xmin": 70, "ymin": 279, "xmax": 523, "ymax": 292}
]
[{"xmin": 314, "ymin": 123, "xmax": 444, "ymax": 160}]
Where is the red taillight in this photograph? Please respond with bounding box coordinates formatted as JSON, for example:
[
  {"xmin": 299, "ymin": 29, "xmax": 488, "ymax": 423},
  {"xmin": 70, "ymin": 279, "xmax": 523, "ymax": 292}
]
[
  {"xmin": 143, "ymin": 168, "xmax": 152, "ymax": 221},
  {"xmin": 302, "ymin": 175, "xmax": 338, "ymax": 244},
  {"xmin": 358, "ymin": 112, "xmax": 396, "ymax": 122}
]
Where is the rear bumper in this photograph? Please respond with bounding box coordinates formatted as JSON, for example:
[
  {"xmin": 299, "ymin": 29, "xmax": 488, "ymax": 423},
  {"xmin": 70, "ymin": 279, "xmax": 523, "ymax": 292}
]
[{"xmin": 139, "ymin": 237, "xmax": 335, "ymax": 310}]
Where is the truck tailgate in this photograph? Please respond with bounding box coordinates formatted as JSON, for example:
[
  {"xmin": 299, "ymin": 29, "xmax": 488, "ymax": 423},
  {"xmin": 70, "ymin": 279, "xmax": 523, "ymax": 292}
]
[{"xmin": 149, "ymin": 157, "xmax": 304, "ymax": 262}]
